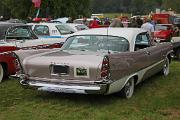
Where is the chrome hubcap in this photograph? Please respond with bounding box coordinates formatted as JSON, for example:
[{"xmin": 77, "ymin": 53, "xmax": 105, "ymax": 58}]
[
  {"xmin": 125, "ymin": 79, "xmax": 134, "ymax": 98},
  {"xmin": 0, "ymin": 64, "xmax": 3, "ymax": 82},
  {"xmin": 163, "ymin": 58, "xmax": 169, "ymax": 76}
]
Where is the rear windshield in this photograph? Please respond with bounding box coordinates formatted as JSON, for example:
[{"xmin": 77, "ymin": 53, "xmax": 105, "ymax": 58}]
[{"xmin": 62, "ymin": 35, "xmax": 129, "ymax": 53}]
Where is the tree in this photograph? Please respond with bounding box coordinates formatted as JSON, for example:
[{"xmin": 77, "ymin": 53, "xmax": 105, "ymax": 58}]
[{"xmin": 1, "ymin": 0, "xmax": 32, "ymax": 19}]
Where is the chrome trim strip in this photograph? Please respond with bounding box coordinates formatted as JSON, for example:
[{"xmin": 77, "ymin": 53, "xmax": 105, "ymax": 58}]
[
  {"xmin": 28, "ymin": 76, "xmax": 103, "ymax": 84},
  {"xmin": 28, "ymin": 81, "xmax": 101, "ymax": 91}
]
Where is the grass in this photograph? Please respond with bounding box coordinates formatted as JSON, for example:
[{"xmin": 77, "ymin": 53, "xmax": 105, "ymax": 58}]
[{"xmin": 0, "ymin": 61, "xmax": 180, "ymax": 120}]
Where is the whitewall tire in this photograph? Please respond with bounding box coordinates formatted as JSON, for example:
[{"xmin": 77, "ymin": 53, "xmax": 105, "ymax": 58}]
[
  {"xmin": 0, "ymin": 64, "xmax": 4, "ymax": 83},
  {"xmin": 162, "ymin": 57, "xmax": 169, "ymax": 76},
  {"xmin": 121, "ymin": 77, "xmax": 135, "ymax": 99}
]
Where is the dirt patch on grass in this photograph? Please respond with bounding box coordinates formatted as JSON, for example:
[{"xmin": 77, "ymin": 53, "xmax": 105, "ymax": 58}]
[{"xmin": 158, "ymin": 108, "xmax": 180, "ymax": 119}]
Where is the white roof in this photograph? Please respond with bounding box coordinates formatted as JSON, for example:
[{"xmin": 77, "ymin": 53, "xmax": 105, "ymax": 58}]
[
  {"xmin": 28, "ymin": 22, "xmax": 61, "ymax": 26},
  {"xmin": 73, "ymin": 28, "xmax": 146, "ymax": 41}
]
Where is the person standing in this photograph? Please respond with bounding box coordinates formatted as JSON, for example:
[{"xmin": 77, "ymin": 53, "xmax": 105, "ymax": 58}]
[
  {"xmin": 82, "ymin": 17, "xmax": 89, "ymax": 27},
  {"xmin": 89, "ymin": 18, "xmax": 99, "ymax": 28},
  {"xmin": 109, "ymin": 17, "xmax": 123, "ymax": 27},
  {"xmin": 141, "ymin": 19, "xmax": 155, "ymax": 40}
]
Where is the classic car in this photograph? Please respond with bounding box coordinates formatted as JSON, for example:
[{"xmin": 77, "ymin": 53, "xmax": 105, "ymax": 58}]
[
  {"xmin": 29, "ymin": 23, "xmax": 88, "ymax": 38},
  {"xmin": 15, "ymin": 28, "xmax": 173, "ymax": 98},
  {"xmin": 0, "ymin": 22, "xmax": 65, "ymax": 49},
  {"xmin": 0, "ymin": 47, "xmax": 18, "ymax": 82},
  {"xmin": 154, "ymin": 24, "xmax": 176, "ymax": 42},
  {"xmin": 0, "ymin": 22, "xmax": 65, "ymax": 82}
]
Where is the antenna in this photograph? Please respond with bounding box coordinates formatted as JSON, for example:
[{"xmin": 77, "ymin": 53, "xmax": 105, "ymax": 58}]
[{"xmin": 107, "ymin": 27, "xmax": 110, "ymax": 54}]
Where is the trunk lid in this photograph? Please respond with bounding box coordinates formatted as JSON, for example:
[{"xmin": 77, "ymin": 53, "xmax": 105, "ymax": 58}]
[{"xmin": 23, "ymin": 50, "xmax": 105, "ymax": 82}]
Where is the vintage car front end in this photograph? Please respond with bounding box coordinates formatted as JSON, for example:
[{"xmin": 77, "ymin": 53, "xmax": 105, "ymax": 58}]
[{"xmin": 18, "ymin": 50, "xmax": 112, "ymax": 94}]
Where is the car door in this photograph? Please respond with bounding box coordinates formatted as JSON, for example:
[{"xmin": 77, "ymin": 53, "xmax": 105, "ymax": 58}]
[{"xmin": 136, "ymin": 33, "xmax": 164, "ymax": 79}]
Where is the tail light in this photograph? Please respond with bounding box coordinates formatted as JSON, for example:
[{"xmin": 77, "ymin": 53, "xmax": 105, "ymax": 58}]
[{"xmin": 101, "ymin": 56, "xmax": 110, "ymax": 79}]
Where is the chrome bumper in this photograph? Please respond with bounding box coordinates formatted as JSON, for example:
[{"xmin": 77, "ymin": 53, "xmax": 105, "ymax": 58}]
[{"xmin": 20, "ymin": 79, "xmax": 109, "ymax": 94}]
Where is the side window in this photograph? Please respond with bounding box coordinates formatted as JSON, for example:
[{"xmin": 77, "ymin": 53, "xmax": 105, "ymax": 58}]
[
  {"xmin": 135, "ymin": 33, "xmax": 150, "ymax": 51},
  {"xmin": 7, "ymin": 27, "xmax": 31, "ymax": 37},
  {"xmin": 33, "ymin": 25, "xmax": 50, "ymax": 36},
  {"xmin": 55, "ymin": 25, "xmax": 72, "ymax": 35}
]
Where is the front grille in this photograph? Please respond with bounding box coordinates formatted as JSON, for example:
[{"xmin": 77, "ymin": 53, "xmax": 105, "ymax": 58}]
[{"xmin": 52, "ymin": 65, "xmax": 69, "ymax": 75}]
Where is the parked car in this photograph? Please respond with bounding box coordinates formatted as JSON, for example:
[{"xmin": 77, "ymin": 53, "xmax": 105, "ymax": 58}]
[
  {"xmin": 29, "ymin": 23, "xmax": 88, "ymax": 38},
  {"xmin": 0, "ymin": 22, "xmax": 65, "ymax": 82},
  {"xmin": 154, "ymin": 24, "xmax": 176, "ymax": 42},
  {"xmin": 0, "ymin": 47, "xmax": 18, "ymax": 82},
  {"xmin": 15, "ymin": 28, "xmax": 173, "ymax": 98},
  {"xmin": 73, "ymin": 18, "xmax": 109, "ymax": 28},
  {"xmin": 0, "ymin": 23, "xmax": 65, "ymax": 49}
]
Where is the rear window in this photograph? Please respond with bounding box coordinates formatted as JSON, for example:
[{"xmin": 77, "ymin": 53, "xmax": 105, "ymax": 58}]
[{"xmin": 62, "ymin": 35, "xmax": 129, "ymax": 53}]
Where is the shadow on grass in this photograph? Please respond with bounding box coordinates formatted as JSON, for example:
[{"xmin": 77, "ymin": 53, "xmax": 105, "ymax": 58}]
[{"xmin": 33, "ymin": 73, "xmax": 164, "ymax": 105}]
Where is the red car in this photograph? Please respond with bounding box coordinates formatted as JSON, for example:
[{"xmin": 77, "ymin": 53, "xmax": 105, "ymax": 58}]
[
  {"xmin": 0, "ymin": 46, "xmax": 18, "ymax": 82},
  {"xmin": 154, "ymin": 24, "xmax": 175, "ymax": 42}
]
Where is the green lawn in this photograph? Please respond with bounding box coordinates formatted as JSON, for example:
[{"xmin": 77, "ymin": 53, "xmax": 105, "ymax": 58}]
[{"xmin": 0, "ymin": 61, "xmax": 180, "ymax": 120}]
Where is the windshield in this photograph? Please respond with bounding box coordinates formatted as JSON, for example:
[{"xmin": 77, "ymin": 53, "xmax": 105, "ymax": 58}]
[
  {"xmin": 62, "ymin": 35, "xmax": 129, "ymax": 53},
  {"xmin": 155, "ymin": 25, "xmax": 168, "ymax": 31}
]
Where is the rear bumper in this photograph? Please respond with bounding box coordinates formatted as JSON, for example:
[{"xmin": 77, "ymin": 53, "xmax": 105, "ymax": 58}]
[{"xmin": 20, "ymin": 79, "xmax": 109, "ymax": 94}]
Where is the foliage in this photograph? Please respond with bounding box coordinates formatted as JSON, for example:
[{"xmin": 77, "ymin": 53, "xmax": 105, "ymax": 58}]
[
  {"xmin": 90, "ymin": 0, "xmax": 180, "ymax": 15},
  {"xmin": 1, "ymin": 0, "xmax": 180, "ymax": 20},
  {"xmin": 0, "ymin": 0, "xmax": 90, "ymax": 19}
]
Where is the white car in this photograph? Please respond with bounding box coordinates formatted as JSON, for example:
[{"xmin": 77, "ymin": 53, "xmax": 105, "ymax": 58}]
[
  {"xmin": 28, "ymin": 23, "xmax": 88, "ymax": 38},
  {"xmin": 0, "ymin": 24, "xmax": 65, "ymax": 49}
]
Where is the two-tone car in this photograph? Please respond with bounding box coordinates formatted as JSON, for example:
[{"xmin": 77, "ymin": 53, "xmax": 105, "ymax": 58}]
[{"xmin": 14, "ymin": 28, "xmax": 173, "ymax": 98}]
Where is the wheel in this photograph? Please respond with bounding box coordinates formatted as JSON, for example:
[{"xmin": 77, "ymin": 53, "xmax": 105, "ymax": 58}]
[
  {"xmin": 0, "ymin": 64, "xmax": 4, "ymax": 83},
  {"xmin": 161, "ymin": 57, "xmax": 169, "ymax": 76},
  {"xmin": 121, "ymin": 77, "xmax": 134, "ymax": 99}
]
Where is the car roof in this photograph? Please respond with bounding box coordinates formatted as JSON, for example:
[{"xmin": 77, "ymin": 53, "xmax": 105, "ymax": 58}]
[
  {"xmin": 0, "ymin": 22, "xmax": 25, "ymax": 27},
  {"xmin": 65, "ymin": 23, "xmax": 86, "ymax": 27},
  {"xmin": 72, "ymin": 28, "xmax": 147, "ymax": 41},
  {"xmin": 28, "ymin": 22, "xmax": 61, "ymax": 26}
]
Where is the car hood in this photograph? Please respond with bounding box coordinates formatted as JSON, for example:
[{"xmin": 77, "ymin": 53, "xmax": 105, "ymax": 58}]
[{"xmin": 23, "ymin": 50, "xmax": 105, "ymax": 81}]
